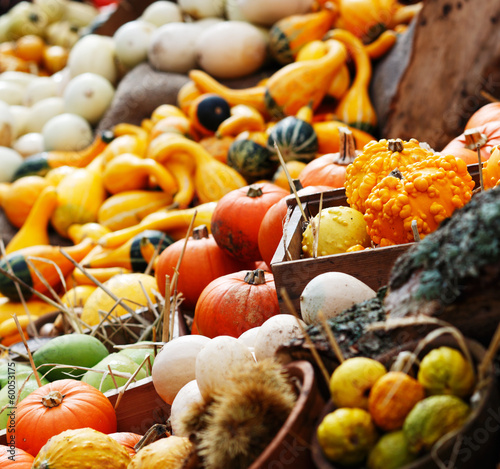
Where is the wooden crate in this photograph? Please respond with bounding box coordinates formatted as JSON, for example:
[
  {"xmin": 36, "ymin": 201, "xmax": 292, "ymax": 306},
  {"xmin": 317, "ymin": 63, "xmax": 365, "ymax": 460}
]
[{"xmin": 271, "ymin": 164, "xmax": 481, "ymax": 315}]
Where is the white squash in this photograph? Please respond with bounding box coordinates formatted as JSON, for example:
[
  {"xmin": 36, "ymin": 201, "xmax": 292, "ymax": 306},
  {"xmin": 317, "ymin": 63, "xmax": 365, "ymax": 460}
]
[
  {"xmin": 227, "ymin": 0, "xmax": 314, "ymax": 26},
  {"xmin": 195, "ymin": 335, "xmax": 255, "ymax": 400},
  {"xmin": 148, "ymin": 22, "xmax": 200, "ymax": 74},
  {"xmin": 0, "ymin": 81, "xmax": 24, "ymax": 105},
  {"xmin": 113, "ymin": 20, "xmax": 156, "ymax": 69},
  {"xmin": 140, "ymin": 1, "xmax": 183, "ymax": 27},
  {"xmin": 253, "ymin": 314, "xmax": 306, "ymax": 361},
  {"xmin": 151, "ymin": 335, "xmax": 211, "ymax": 405},
  {"xmin": 9, "ymin": 105, "xmax": 30, "ymax": 139},
  {"xmin": 238, "ymin": 326, "xmax": 261, "ymax": 349},
  {"xmin": 299, "ymin": 272, "xmax": 376, "ymax": 324},
  {"xmin": 0, "ymin": 100, "xmax": 13, "ymax": 146},
  {"xmin": 25, "ymin": 96, "xmax": 65, "ymax": 134},
  {"xmin": 195, "ymin": 21, "xmax": 268, "ymax": 79},
  {"xmin": 0, "ymin": 71, "xmax": 36, "ymax": 89},
  {"xmin": 67, "ymin": 34, "xmax": 118, "ymax": 84},
  {"xmin": 23, "ymin": 76, "xmax": 58, "ymax": 107},
  {"xmin": 13, "ymin": 132, "xmax": 44, "ymax": 158},
  {"xmin": 42, "ymin": 112, "xmax": 93, "ymax": 151},
  {"xmin": 178, "ymin": 0, "xmax": 225, "ymax": 19},
  {"xmin": 63, "ymin": 73, "xmax": 115, "ymax": 125},
  {"xmin": 51, "ymin": 67, "xmax": 72, "ymax": 97},
  {"xmin": 0, "ymin": 147, "xmax": 23, "ymax": 182},
  {"xmin": 170, "ymin": 379, "xmax": 203, "ymax": 436}
]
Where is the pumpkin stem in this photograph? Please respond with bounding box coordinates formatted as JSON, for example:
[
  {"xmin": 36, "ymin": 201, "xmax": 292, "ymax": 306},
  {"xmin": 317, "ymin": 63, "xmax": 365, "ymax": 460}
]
[
  {"xmin": 134, "ymin": 423, "xmax": 170, "ymax": 452},
  {"xmin": 42, "ymin": 391, "xmax": 64, "ymax": 408},
  {"xmin": 338, "ymin": 127, "xmax": 357, "ymax": 164},
  {"xmin": 246, "ymin": 185, "xmax": 263, "ymax": 198},
  {"xmin": 244, "ymin": 269, "xmax": 266, "ymax": 285},
  {"xmin": 463, "ymin": 128, "xmax": 488, "ymax": 150},
  {"xmin": 192, "ymin": 224, "xmax": 209, "ymax": 240},
  {"xmin": 388, "ymin": 139, "xmax": 404, "ymax": 152}
]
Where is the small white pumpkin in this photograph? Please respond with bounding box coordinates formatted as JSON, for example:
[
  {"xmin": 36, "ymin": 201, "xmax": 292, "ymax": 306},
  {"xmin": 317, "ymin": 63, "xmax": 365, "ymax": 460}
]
[
  {"xmin": 170, "ymin": 379, "xmax": 203, "ymax": 436},
  {"xmin": 0, "ymin": 146, "xmax": 23, "ymax": 182},
  {"xmin": 25, "ymin": 96, "xmax": 65, "ymax": 134},
  {"xmin": 227, "ymin": 0, "xmax": 314, "ymax": 26},
  {"xmin": 253, "ymin": 314, "xmax": 306, "ymax": 361},
  {"xmin": 42, "ymin": 112, "xmax": 93, "ymax": 151},
  {"xmin": 113, "ymin": 20, "xmax": 156, "ymax": 69},
  {"xmin": 140, "ymin": 1, "xmax": 184, "ymax": 27},
  {"xmin": 299, "ymin": 272, "xmax": 376, "ymax": 324},
  {"xmin": 195, "ymin": 335, "xmax": 255, "ymax": 400},
  {"xmin": 151, "ymin": 335, "xmax": 211, "ymax": 405},
  {"xmin": 178, "ymin": 0, "xmax": 225, "ymax": 19},
  {"xmin": 63, "ymin": 72, "xmax": 115, "ymax": 125},
  {"xmin": 23, "ymin": 76, "xmax": 58, "ymax": 107},
  {"xmin": 12, "ymin": 132, "xmax": 44, "ymax": 158},
  {"xmin": 0, "ymin": 100, "xmax": 13, "ymax": 146},
  {"xmin": 0, "ymin": 81, "xmax": 24, "ymax": 105}
]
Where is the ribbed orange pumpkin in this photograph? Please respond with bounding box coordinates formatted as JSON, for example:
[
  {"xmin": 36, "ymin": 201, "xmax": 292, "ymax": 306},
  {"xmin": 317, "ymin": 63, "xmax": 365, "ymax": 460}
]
[
  {"xmin": 211, "ymin": 183, "xmax": 288, "ymax": 262},
  {"xmin": 108, "ymin": 432, "xmax": 143, "ymax": 457},
  {"xmin": 155, "ymin": 225, "xmax": 251, "ymax": 310},
  {"xmin": 15, "ymin": 379, "xmax": 117, "ymax": 456},
  {"xmin": 465, "ymin": 102, "xmax": 500, "ymax": 130},
  {"xmin": 0, "ymin": 445, "xmax": 34, "ymax": 468},
  {"xmin": 193, "ymin": 269, "xmax": 280, "ymax": 338}
]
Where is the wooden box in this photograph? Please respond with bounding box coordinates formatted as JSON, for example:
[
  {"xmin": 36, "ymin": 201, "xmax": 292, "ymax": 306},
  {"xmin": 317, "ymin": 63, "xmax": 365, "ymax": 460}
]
[{"xmin": 271, "ymin": 164, "xmax": 481, "ymax": 315}]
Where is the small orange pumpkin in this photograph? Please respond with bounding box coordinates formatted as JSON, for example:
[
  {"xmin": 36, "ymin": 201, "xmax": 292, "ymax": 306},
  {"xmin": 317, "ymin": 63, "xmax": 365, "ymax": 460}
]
[
  {"xmin": 0, "ymin": 445, "xmax": 34, "ymax": 468},
  {"xmin": 108, "ymin": 432, "xmax": 143, "ymax": 457},
  {"xmin": 465, "ymin": 102, "xmax": 500, "ymax": 130}
]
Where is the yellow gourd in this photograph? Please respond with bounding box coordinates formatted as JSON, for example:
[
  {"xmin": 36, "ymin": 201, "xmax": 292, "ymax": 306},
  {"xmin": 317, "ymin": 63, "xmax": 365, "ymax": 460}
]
[
  {"xmin": 216, "ymin": 105, "xmax": 266, "ymax": 137},
  {"xmin": 50, "ymin": 156, "xmax": 107, "ymax": 238},
  {"xmin": 364, "ymin": 29, "xmax": 398, "ymax": 60},
  {"xmin": 69, "ymin": 266, "xmax": 133, "ymax": 287},
  {"xmin": 313, "ymin": 120, "xmax": 375, "ymax": 154},
  {"xmin": 67, "ymin": 222, "xmax": 112, "ymax": 244},
  {"xmin": 98, "ymin": 202, "xmax": 217, "ymax": 249},
  {"xmin": 147, "ymin": 134, "xmax": 247, "ymax": 204},
  {"xmin": 327, "ymin": 29, "xmax": 378, "ymax": 134},
  {"xmin": 97, "ymin": 190, "xmax": 175, "ymax": 231},
  {"xmin": 100, "ymin": 134, "xmax": 148, "ymax": 164},
  {"xmin": 101, "ymin": 153, "xmax": 178, "ymax": 195},
  {"xmin": 5, "ymin": 185, "xmax": 58, "ymax": 254},
  {"xmin": 150, "ymin": 104, "xmax": 189, "ymax": 124},
  {"xmin": 0, "ymin": 297, "xmax": 57, "ymax": 325}
]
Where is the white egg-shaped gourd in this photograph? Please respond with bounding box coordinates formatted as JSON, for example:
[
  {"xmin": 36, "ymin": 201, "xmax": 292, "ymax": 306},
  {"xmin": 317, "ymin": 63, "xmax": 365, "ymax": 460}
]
[
  {"xmin": 148, "ymin": 22, "xmax": 199, "ymax": 74},
  {"xmin": 230, "ymin": 0, "xmax": 314, "ymax": 26},
  {"xmin": 140, "ymin": 1, "xmax": 183, "ymax": 27},
  {"xmin": 0, "ymin": 100, "xmax": 13, "ymax": 146},
  {"xmin": 253, "ymin": 314, "xmax": 306, "ymax": 361},
  {"xmin": 0, "ymin": 71, "xmax": 37, "ymax": 89},
  {"xmin": 13, "ymin": 132, "xmax": 44, "ymax": 157},
  {"xmin": 170, "ymin": 379, "xmax": 203, "ymax": 436},
  {"xmin": 151, "ymin": 335, "xmax": 211, "ymax": 405},
  {"xmin": 195, "ymin": 21, "xmax": 268, "ymax": 80},
  {"xmin": 23, "ymin": 76, "xmax": 57, "ymax": 107},
  {"xmin": 300, "ymin": 272, "xmax": 376, "ymax": 325},
  {"xmin": 195, "ymin": 335, "xmax": 255, "ymax": 400},
  {"xmin": 113, "ymin": 20, "xmax": 156, "ymax": 69},
  {"xmin": 42, "ymin": 113, "xmax": 93, "ymax": 151},
  {"xmin": 0, "ymin": 81, "xmax": 24, "ymax": 105},
  {"xmin": 9, "ymin": 105, "xmax": 30, "ymax": 139},
  {"xmin": 25, "ymin": 96, "xmax": 65, "ymax": 134},
  {"xmin": 178, "ymin": 0, "xmax": 225, "ymax": 19},
  {"xmin": 63, "ymin": 73, "xmax": 115, "ymax": 125},
  {"xmin": 0, "ymin": 147, "xmax": 23, "ymax": 182}
]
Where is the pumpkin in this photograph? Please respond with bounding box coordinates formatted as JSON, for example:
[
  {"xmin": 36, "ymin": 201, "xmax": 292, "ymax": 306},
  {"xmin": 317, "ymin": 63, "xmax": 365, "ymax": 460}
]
[
  {"xmin": 363, "ymin": 153, "xmax": 475, "ymax": 246},
  {"xmin": 15, "ymin": 379, "xmax": 117, "ymax": 456},
  {"xmin": 0, "ymin": 445, "xmax": 34, "ymax": 468},
  {"xmin": 345, "ymin": 138, "xmax": 431, "ymax": 214},
  {"xmin": 32, "ymin": 427, "xmax": 130, "ymax": 469},
  {"xmin": 155, "ymin": 224, "xmax": 251, "ymax": 310},
  {"xmin": 441, "ymin": 122, "xmax": 500, "ymax": 163},
  {"xmin": 465, "ymin": 102, "xmax": 500, "ymax": 130},
  {"xmin": 211, "ymin": 183, "xmax": 289, "ymax": 262},
  {"xmin": 108, "ymin": 432, "xmax": 143, "ymax": 458},
  {"xmin": 299, "ymin": 126, "xmax": 358, "ymax": 188},
  {"xmin": 482, "ymin": 145, "xmax": 500, "ymax": 190},
  {"xmin": 193, "ymin": 268, "xmax": 280, "ymax": 338}
]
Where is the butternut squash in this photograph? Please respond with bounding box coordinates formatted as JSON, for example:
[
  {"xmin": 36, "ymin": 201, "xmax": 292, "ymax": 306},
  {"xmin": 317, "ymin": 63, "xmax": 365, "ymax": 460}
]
[
  {"xmin": 101, "ymin": 153, "xmax": 178, "ymax": 195},
  {"xmin": 97, "ymin": 190, "xmax": 175, "ymax": 231},
  {"xmin": 5, "ymin": 185, "xmax": 58, "ymax": 254},
  {"xmin": 98, "ymin": 202, "xmax": 217, "ymax": 249}
]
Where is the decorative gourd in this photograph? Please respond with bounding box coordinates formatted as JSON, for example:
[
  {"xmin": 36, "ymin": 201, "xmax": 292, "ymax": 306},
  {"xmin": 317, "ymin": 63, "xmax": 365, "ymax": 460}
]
[
  {"xmin": 102, "ymin": 153, "xmax": 178, "ymax": 195},
  {"xmin": 84, "ymin": 229, "xmax": 174, "ymax": 271},
  {"xmin": 441, "ymin": 122, "xmax": 500, "ymax": 163},
  {"xmin": 32, "ymin": 427, "xmax": 130, "ymax": 469},
  {"xmin": 313, "ymin": 119, "xmax": 375, "ymax": 154},
  {"xmin": 98, "ymin": 202, "xmax": 217, "ymax": 249},
  {"xmin": 264, "ymin": 38, "xmax": 347, "ymax": 118},
  {"xmin": 0, "ymin": 445, "xmax": 34, "ymax": 468},
  {"xmin": 146, "ymin": 134, "xmax": 247, "ymax": 204},
  {"xmin": 67, "ymin": 222, "xmax": 112, "ymax": 244},
  {"xmin": 0, "ymin": 297, "xmax": 58, "ymax": 324},
  {"xmin": 177, "ymin": 79, "xmax": 205, "ymax": 115},
  {"xmin": 269, "ymin": 8, "xmax": 338, "ymax": 64},
  {"xmin": 465, "ymin": 103, "xmax": 500, "ymax": 130},
  {"xmin": 364, "ymin": 153, "xmax": 475, "ymax": 246},
  {"xmin": 0, "ymin": 238, "xmax": 94, "ymax": 301},
  {"xmin": 155, "ymin": 224, "xmax": 251, "ymax": 310},
  {"xmin": 211, "ymin": 183, "xmax": 288, "ymax": 261},
  {"xmin": 188, "ymin": 93, "xmax": 231, "ymax": 136},
  {"xmin": 5, "ymin": 185, "xmax": 58, "ymax": 254},
  {"xmin": 364, "ymin": 29, "xmax": 398, "ymax": 60},
  {"xmin": 482, "ymin": 145, "xmax": 500, "ymax": 190},
  {"xmin": 51, "ymin": 156, "xmax": 107, "ymax": 238},
  {"xmin": 194, "ymin": 269, "xmax": 280, "ymax": 338},
  {"xmin": 98, "ymin": 190, "xmax": 175, "ymax": 232},
  {"xmin": 100, "ymin": 133, "xmax": 148, "ymax": 164},
  {"xmin": 70, "ymin": 266, "xmax": 133, "ymax": 287},
  {"xmin": 16, "ymin": 379, "xmax": 118, "ymax": 456},
  {"xmin": 11, "ymin": 129, "xmax": 115, "ymax": 180},
  {"xmin": 272, "ymin": 161, "xmax": 307, "ymax": 190},
  {"xmin": 0, "ymin": 175, "xmax": 49, "ymax": 228},
  {"xmin": 299, "ymin": 126, "xmax": 358, "ymax": 188},
  {"xmin": 108, "ymin": 432, "xmax": 143, "ymax": 458},
  {"xmin": 199, "ymin": 135, "xmax": 236, "ymax": 163},
  {"xmin": 345, "ymin": 138, "xmax": 431, "ymax": 214},
  {"xmin": 327, "ymin": 29, "xmax": 378, "ymax": 134},
  {"xmin": 216, "ymin": 104, "xmax": 266, "ymax": 138},
  {"xmin": 149, "ymin": 114, "xmax": 196, "ymax": 141}
]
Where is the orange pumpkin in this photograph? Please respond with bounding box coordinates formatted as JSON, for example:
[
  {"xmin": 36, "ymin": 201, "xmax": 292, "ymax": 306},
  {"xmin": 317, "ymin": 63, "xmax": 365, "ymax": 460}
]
[
  {"xmin": 0, "ymin": 445, "xmax": 34, "ymax": 468},
  {"xmin": 193, "ymin": 269, "xmax": 280, "ymax": 338},
  {"xmin": 155, "ymin": 225, "xmax": 251, "ymax": 310},
  {"xmin": 465, "ymin": 102, "xmax": 500, "ymax": 130},
  {"xmin": 15, "ymin": 379, "xmax": 117, "ymax": 456},
  {"xmin": 108, "ymin": 432, "xmax": 143, "ymax": 457},
  {"xmin": 211, "ymin": 183, "xmax": 288, "ymax": 262}
]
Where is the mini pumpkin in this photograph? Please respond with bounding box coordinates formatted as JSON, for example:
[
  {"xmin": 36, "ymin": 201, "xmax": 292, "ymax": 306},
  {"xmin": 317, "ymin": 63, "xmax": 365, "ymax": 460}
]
[
  {"xmin": 465, "ymin": 103, "xmax": 500, "ymax": 130},
  {"xmin": 108, "ymin": 432, "xmax": 143, "ymax": 458},
  {"xmin": 0, "ymin": 445, "xmax": 34, "ymax": 468}
]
